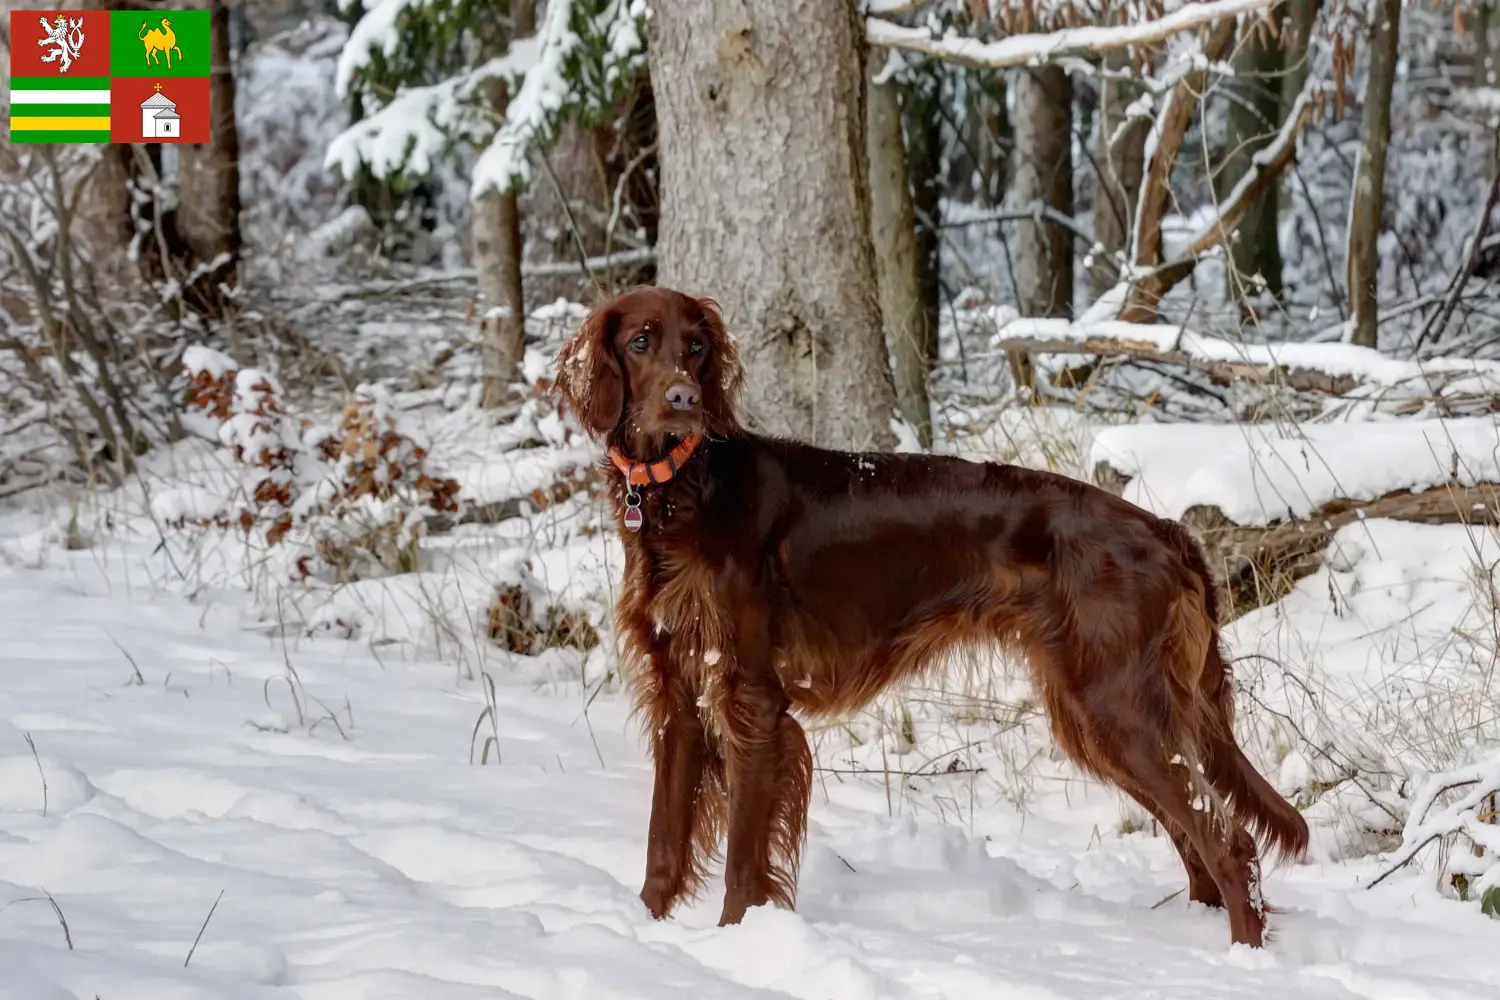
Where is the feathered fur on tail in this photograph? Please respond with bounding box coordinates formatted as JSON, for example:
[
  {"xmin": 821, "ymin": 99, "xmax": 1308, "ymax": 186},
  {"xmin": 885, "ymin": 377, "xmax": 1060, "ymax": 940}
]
[{"xmin": 1158, "ymin": 522, "xmax": 1310, "ymax": 865}]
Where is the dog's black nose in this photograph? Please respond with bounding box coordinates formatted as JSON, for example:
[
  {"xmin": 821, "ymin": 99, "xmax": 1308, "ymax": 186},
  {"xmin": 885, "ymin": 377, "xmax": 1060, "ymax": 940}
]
[{"xmin": 665, "ymin": 382, "xmax": 700, "ymax": 412}]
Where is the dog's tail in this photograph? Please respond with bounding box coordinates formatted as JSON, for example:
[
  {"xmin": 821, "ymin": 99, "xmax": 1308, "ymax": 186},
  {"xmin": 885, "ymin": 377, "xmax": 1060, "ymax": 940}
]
[{"xmin": 1158, "ymin": 523, "xmax": 1310, "ymax": 865}]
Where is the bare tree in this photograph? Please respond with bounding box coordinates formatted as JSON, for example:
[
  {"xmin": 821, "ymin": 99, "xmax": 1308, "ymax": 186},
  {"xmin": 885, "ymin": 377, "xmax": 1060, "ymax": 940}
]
[
  {"xmin": 901, "ymin": 74, "xmax": 944, "ymax": 366},
  {"xmin": 475, "ymin": 0, "xmax": 533, "ymax": 409},
  {"xmin": 1279, "ymin": 0, "xmax": 1320, "ymax": 217},
  {"xmin": 175, "ymin": 0, "xmax": 244, "ymax": 312},
  {"xmin": 1092, "ymin": 46, "xmax": 1149, "ymax": 300},
  {"xmin": 1012, "ymin": 65, "xmax": 1074, "ymax": 318},
  {"xmin": 867, "ymin": 48, "xmax": 933, "ymax": 447},
  {"xmin": 1347, "ymin": 0, "xmax": 1403, "ymax": 349},
  {"xmin": 1220, "ymin": 28, "xmax": 1285, "ymax": 314},
  {"xmin": 650, "ymin": 0, "xmax": 897, "ymax": 451}
]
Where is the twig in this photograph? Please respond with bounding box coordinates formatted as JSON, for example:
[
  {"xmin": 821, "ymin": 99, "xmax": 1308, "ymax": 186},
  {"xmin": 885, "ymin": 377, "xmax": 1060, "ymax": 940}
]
[
  {"xmin": 815, "ymin": 764, "xmax": 985, "ymax": 778},
  {"xmin": 0, "ymin": 890, "xmax": 73, "ymax": 949},
  {"xmin": 183, "ymin": 889, "xmax": 225, "ymax": 967},
  {"xmin": 537, "ymin": 150, "xmax": 602, "ymax": 295},
  {"xmin": 105, "ymin": 629, "xmax": 146, "ymax": 686},
  {"xmin": 23, "ymin": 734, "xmax": 46, "ymax": 818},
  {"xmin": 1416, "ymin": 130, "xmax": 1500, "ymax": 349},
  {"xmin": 1150, "ymin": 887, "xmax": 1186, "ymax": 909}
]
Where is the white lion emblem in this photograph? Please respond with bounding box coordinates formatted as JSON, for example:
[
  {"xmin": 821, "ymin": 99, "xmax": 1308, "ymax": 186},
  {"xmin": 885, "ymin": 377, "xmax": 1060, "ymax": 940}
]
[{"xmin": 37, "ymin": 14, "xmax": 86, "ymax": 74}]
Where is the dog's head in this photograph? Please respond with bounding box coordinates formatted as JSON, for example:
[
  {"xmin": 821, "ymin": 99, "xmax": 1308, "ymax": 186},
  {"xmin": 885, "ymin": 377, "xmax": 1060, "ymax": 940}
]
[{"xmin": 552, "ymin": 286, "xmax": 743, "ymax": 452}]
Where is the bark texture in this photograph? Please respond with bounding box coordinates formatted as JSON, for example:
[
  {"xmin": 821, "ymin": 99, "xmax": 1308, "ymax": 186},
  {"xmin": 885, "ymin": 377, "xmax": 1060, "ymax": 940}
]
[
  {"xmin": 1011, "ymin": 65, "xmax": 1074, "ymax": 318},
  {"xmin": 1346, "ymin": 0, "xmax": 1402, "ymax": 349},
  {"xmin": 866, "ymin": 48, "xmax": 932, "ymax": 447},
  {"xmin": 650, "ymin": 0, "xmax": 896, "ymax": 451}
]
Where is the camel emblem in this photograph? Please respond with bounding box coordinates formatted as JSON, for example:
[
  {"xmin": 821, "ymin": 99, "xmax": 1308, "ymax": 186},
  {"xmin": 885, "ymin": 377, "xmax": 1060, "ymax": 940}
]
[{"xmin": 138, "ymin": 17, "xmax": 182, "ymax": 69}]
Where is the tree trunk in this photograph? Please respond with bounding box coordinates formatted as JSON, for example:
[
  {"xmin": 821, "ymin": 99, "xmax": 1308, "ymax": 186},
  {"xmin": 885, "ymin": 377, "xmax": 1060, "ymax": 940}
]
[
  {"xmin": 475, "ymin": 0, "xmax": 533, "ymax": 409},
  {"xmin": 1220, "ymin": 28, "xmax": 1284, "ymax": 314},
  {"xmin": 1279, "ymin": 0, "xmax": 1319, "ymax": 216},
  {"xmin": 903, "ymin": 75, "xmax": 944, "ymax": 366},
  {"xmin": 651, "ymin": 0, "xmax": 896, "ymax": 451},
  {"xmin": 1012, "ymin": 65, "xmax": 1074, "ymax": 318},
  {"xmin": 1346, "ymin": 0, "xmax": 1402, "ymax": 349},
  {"xmin": 1091, "ymin": 49, "xmax": 1148, "ymax": 301},
  {"xmin": 866, "ymin": 48, "xmax": 933, "ymax": 448},
  {"xmin": 174, "ymin": 0, "xmax": 242, "ymax": 312},
  {"xmin": 981, "ymin": 76, "xmax": 1012, "ymax": 208},
  {"xmin": 1475, "ymin": 0, "xmax": 1494, "ymax": 88}
]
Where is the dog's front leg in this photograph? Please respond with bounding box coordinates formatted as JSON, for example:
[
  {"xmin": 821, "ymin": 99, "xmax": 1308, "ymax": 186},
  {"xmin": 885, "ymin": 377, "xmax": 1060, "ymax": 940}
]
[
  {"xmin": 718, "ymin": 611, "xmax": 813, "ymax": 926},
  {"xmin": 639, "ymin": 666, "xmax": 723, "ymax": 920}
]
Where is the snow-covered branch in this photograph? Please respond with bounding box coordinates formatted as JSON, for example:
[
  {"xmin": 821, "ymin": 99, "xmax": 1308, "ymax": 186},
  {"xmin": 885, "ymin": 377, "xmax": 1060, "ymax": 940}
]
[
  {"xmin": 325, "ymin": 43, "xmax": 541, "ymax": 183},
  {"xmin": 866, "ymin": 0, "xmax": 1277, "ymax": 70},
  {"xmin": 470, "ymin": 0, "xmax": 582, "ymax": 198},
  {"xmin": 1119, "ymin": 82, "xmax": 1317, "ymax": 319},
  {"xmin": 325, "ymin": 0, "xmax": 645, "ymax": 197},
  {"xmin": 1152, "ymin": 83, "xmax": 1320, "ymax": 274},
  {"xmin": 334, "ymin": 0, "xmax": 433, "ymax": 100},
  {"xmin": 1368, "ymin": 753, "xmax": 1500, "ymax": 893}
]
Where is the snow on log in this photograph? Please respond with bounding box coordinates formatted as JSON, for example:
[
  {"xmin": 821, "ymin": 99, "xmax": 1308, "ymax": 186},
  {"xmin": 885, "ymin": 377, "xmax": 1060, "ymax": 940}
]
[{"xmin": 1089, "ymin": 417, "xmax": 1500, "ymax": 612}]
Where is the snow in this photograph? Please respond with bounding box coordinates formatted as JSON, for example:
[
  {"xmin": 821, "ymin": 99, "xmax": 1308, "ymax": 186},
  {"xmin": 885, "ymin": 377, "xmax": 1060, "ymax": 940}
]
[
  {"xmin": 1226, "ymin": 519, "xmax": 1500, "ymax": 862},
  {"xmin": 4, "ymin": 513, "xmax": 1500, "ymax": 996},
  {"xmin": 1091, "ymin": 416, "xmax": 1500, "ymax": 524}
]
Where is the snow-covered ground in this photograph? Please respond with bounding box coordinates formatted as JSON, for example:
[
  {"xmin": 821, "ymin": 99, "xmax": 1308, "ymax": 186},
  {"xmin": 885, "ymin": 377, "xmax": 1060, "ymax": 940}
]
[{"xmin": 3, "ymin": 420, "xmax": 1500, "ymax": 998}]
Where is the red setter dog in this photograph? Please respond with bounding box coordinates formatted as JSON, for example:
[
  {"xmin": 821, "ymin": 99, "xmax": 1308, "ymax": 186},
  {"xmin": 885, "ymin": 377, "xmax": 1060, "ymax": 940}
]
[{"xmin": 551, "ymin": 286, "xmax": 1307, "ymax": 948}]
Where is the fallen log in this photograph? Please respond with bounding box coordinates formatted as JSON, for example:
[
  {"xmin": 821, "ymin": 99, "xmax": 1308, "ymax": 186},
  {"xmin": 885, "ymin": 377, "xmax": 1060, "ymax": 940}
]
[
  {"xmin": 997, "ymin": 336, "xmax": 1363, "ymax": 396},
  {"xmin": 1092, "ymin": 465, "xmax": 1500, "ymax": 616}
]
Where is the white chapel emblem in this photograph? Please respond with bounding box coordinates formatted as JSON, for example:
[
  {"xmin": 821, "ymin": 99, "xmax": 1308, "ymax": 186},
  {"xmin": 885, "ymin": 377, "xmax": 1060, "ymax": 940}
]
[{"xmin": 141, "ymin": 84, "xmax": 181, "ymax": 138}]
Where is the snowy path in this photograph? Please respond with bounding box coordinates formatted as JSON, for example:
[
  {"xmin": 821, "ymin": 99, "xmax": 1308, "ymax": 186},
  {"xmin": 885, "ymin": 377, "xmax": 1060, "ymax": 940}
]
[{"xmin": 3, "ymin": 547, "xmax": 1499, "ymax": 999}]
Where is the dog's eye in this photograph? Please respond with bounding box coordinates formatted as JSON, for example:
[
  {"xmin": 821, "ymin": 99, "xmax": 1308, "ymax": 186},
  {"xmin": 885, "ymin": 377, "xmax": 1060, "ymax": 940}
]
[
  {"xmin": 629, "ymin": 334, "xmax": 650, "ymax": 353},
  {"xmin": 688, "ymin": 340, "xmax": 704, "ymax": 355}
]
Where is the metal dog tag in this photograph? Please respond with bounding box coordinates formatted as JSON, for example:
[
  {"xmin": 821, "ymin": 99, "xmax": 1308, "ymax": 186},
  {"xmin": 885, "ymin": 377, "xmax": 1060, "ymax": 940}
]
[{"xmin": 624, "ymin": 488, "xmax": 643, "ymax": 533}]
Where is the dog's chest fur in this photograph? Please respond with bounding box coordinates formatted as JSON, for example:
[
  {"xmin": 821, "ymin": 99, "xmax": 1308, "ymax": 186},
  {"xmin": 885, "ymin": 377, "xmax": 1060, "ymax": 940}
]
[{"xmin": 614, "ymin": 483, "xmax": 744, "ymax": 742}]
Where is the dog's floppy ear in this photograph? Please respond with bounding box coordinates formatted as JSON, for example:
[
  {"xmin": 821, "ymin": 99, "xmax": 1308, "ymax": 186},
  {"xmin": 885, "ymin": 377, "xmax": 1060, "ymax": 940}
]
[
  {"xmin": 695, "ymin": 297, "xmax": 743, "ymax": 435},
  {"xmin": 552, "ymin": 301, "xmax": 624, "ymax": 439}
]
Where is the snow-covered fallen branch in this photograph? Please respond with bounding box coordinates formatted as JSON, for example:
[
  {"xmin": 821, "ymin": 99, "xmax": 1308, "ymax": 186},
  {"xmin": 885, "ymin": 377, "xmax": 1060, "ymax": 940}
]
[
  {"xmin": 1367, "ymin": 754, "xmax": 1500, "ymax": 895},
  {"xmin": 991, "ymin": 317, "xmax": 1500, "ymax": 391},
  {"xmin": 866, "ymin": 0, "xmax": 1275, "ymax": 70}
]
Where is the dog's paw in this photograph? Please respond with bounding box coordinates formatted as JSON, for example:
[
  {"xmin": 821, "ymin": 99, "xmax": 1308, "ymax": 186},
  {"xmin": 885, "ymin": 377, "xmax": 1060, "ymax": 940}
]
[{"xmin": 639, "ymin": 878, "xmax": 678, "ymax": 920}]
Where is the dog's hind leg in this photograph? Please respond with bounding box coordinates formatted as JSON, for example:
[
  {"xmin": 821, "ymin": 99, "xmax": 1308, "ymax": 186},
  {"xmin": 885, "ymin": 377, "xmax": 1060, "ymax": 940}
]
[
  {"xmin": 1113, "ymin": 774, "xmax": 1225, "ymax": 908},
  {"xmin": 1104, "ymin": 725, "xmax": 1266, "ymax": 946}
]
